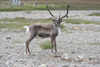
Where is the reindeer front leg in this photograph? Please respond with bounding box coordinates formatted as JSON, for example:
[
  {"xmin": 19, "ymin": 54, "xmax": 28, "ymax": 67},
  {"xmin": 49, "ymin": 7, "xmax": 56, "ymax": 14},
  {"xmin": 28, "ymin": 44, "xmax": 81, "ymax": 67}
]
[
  {"xmin": 54, "ymin": 37, "xmax": 57, "ymax": 53},
  {"xmin": 51, "ymin": 36, "xmax": 54, "ymax": 54}
]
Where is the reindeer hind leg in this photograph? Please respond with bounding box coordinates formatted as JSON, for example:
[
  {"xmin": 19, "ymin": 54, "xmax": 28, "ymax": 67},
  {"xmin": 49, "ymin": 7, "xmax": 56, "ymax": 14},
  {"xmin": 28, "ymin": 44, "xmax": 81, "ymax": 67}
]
[{"xmin": 26, "ymin": 30, "xmax": 37, "ymax": 55}]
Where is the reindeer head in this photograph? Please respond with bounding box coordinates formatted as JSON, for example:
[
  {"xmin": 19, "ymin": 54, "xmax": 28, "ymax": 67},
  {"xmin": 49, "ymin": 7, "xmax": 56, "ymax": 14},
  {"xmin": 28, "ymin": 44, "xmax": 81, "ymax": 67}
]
[{"xmin": 46, "ymin": 3, "xmax": 71, "ymax": 27}]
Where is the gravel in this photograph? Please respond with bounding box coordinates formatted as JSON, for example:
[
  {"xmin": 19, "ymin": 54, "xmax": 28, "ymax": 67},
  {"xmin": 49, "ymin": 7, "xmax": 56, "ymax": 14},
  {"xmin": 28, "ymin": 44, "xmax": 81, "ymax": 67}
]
[
  {"xmin": 0, "ymin": 23, "xmax": 100, "ymax": 67},
  {"xmin": 0, "ymin": 10, "xmax": 100, "ymax": 67},
  {"xmin": 0, "ymin": 10, "xmax": 100, "ymax": 21}
]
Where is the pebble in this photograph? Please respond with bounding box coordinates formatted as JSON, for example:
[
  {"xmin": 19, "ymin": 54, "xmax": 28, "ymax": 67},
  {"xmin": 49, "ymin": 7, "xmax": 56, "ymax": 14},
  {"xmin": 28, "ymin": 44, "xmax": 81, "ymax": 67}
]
[
  {"xmin": 53, "ymin": 54, "xmax": 61, "ymax": 58},
  {"xmin": 39, "ymin": 64, "xmax": 47, "ymax": 67},
  {"xmin": 62, "ymin": 66, "xmax": 69, "ymax": 67},
  {"xmin": 77, "ymin": 55, "xmax": 84, "ymax": 61},
  {"xmin": 61, "ymin": 54, "xmax": 69, "ymax": 60},
  {"xmin": 6, "ymin": 61, "xmax": 9, "ymax": 65},
  {"xmin": 47, "ymin": 64, "xmax": 54, "ymax": 67},
  {"xmin": 6, "ymin": 37, "xmax": 11, "ymax": 40}
]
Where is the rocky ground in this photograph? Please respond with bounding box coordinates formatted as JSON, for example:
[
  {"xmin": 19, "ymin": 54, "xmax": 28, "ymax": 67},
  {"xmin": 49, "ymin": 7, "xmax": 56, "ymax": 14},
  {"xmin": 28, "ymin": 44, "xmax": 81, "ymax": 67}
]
[
  {"xmin": 0, "ymin": 10, "xmax": 100, "ymax": 21},
  {"xmin": 0, "ymin": 10, "xmax": 100, "ymax": 67},
  {"xmin": 0, "ymin": 23, "xmax": 100, "ymax": 67}
]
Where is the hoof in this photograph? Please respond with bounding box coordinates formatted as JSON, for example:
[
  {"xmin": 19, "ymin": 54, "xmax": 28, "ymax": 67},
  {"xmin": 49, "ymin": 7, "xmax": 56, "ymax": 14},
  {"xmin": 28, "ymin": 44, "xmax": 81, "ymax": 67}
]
[
  {"xmin": 50, "ymin": 52, "xmax": 54, "ymax": 55},
  {"xmin": 24, "ymin": 52, "xmax": 31, "ymax": 56},
  {"xmin": 54, "ymin": 52, "xmax": 57, "ymax": 54}
]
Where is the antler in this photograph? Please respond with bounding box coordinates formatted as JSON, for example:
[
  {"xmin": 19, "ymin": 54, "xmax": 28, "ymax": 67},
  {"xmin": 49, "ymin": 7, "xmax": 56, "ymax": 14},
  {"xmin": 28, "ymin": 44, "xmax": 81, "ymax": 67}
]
[
  {"xmin": 61, "ymin": 3, "xmax": 71, "ymax": 19},
  {"xmin": 46, "ymin": 4, "xmax": 54, "ymax": 18}
]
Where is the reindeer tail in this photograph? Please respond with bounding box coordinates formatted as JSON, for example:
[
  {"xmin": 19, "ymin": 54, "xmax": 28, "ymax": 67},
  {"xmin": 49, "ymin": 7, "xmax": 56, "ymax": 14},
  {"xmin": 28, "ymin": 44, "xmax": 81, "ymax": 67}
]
[{"xmin": 23, "ymin": 25, "xmax": 29, "ymax": 33}]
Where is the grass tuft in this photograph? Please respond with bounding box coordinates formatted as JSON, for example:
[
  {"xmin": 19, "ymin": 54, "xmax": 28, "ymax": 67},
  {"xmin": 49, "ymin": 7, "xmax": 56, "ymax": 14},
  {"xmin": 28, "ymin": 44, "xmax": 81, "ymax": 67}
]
[
  {"xmin": 64, "ymin": 19, "xmax": 94, "ymax": 24},
  {"xmin": 0, "ymin": 18, "xmax": 52, "ymax": 29},
  {"xmin": 89, "ymin": 13, "xmax": 100, "ymax": 16},
  {"xmin": 0, "ymin": 18, "xmax": 97, "ymax": 30},
  {"xmin": 40, "ymin": 41, "xmax": 52, "ymax": 50},
  {"xmin": 12, "ymin": 41, "xmax": 23, "ymax": 43},
  {"xmin": 61, "ymin": 24, "xmax": 64, "ymax": 29}
]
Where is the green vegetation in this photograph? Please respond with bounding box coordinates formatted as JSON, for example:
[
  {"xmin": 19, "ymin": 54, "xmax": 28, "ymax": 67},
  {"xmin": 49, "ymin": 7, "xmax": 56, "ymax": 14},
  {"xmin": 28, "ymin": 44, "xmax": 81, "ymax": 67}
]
[
  {"xmin": 0, "ymin": 18, "xmax": 52, "ymax": 29},
  {"xmin": 65, "ymin": 31, "xmax": 72, "ymax": 34},
  {"xmin": 0, "ymin": 0, "xmax": 100, "ymax": 11},
  {"xmin": 0, "ymin": 18, "xmax": 97, "ymax": 30},
  {"xmin": 0, "ymin": 1, "xmax": 100, "ymax": 11},
  {"xmin": 40, "ymin": 41, "xmax": 53, "ymax": 50},
  {"xmin": 0, "ymin": 21, "xmax": 32, "ymax": 29},
  {"xmin": 0, "ymin": 5, "xmax": 34, "ymax": 11},
  {"xmin": 64, "ymin": 19, "xmax": 94, "ymax": 24},
  {"xmin": 0, "ymin": 17, "xmax": 28, "ymax": 22},
  {"xmin": 61, "ymin": 24, "xmax": 64, "ymax": 29},
  {"xmin": 0, "ymin": 4, "xmax": 72, "ymax": 11},
  {"xmin": 12, "ymin": 41, "xmax": 23, "ymax": 43},
  {"xmin": 89, "ymin": 13, "xmax": 100, "ymax": 16}
]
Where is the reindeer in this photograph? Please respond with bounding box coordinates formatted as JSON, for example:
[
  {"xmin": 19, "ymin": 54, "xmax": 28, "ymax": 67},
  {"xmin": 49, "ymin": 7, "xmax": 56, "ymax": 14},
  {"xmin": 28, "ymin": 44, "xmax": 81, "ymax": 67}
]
[{"xmin": 24, "ymin": 3, "xmax": 71, "ymax": 55}]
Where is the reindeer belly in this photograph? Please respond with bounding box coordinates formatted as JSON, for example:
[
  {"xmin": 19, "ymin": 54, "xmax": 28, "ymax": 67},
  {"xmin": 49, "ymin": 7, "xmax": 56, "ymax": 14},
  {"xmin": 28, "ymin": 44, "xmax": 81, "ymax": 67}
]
[
  {"xmin": 38, "ymin": 33, "xmax": 50, "ymax": 38},
  {"xmin": 37, "ymin": 29, "xmax": 51, "ymax": 38}
]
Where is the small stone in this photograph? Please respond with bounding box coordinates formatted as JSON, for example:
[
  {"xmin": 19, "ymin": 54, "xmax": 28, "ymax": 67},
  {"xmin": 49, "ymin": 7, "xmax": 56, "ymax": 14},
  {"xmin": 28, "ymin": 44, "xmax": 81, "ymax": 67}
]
[
  {"xmin": 63, "ymin": 54, "xmax": 68, "ymax": 56},
  {"xmin": 6, "ymin": 61, "xmax": 9, "ymax": 65},
  {"xmin": 89, "ymin": 56, "xmax": 96, "ymax": 59},
  {"xmin": 61, "ymin": 54, "xmax": 69, "ymax": 60},
  {"xmin": 79, "ymin": 55, "xmax": 83, "ymax": 59},
  {"xmin": 53, "ymin": 54, "xmax": 61, "ymax": 57},
  {"xmin": 33, "ymin": 61, "xmax": 36, "ymax": 63},
  {"xmin": 23, "ymin": 44, "xmax": 25, "ymax": 46},
  {"xmin": 0, "ymin": 55, "xmax": 3, "ymax": 58},
  {"xmin": 61, "ymin": 56, "xmax": 69, "ymax": 60},
  {"xmin": 74, "ymin": 58, "xmax": 78, "ymax": 62},
  {"xmin": 64, "ymin": 57, "xmax": 69, "ymax": 60},
  {"xmin": 75, "ymin": 55, "xmax": 84, "ymax": 62},
  {"xmin": 62, "ymin": 65, "xmax": 69, "ymax": 67},
  {"xmin": 6, "ymin": 37, "xmax": 11, "ymax": 40},
  {"xmin": 47, "ymin": 64, "xmax": 54, "ymax": 67},
  {"xmin": 39, "ymin": 64, "xmax": 47, "ymax": 67},
  {"xmin": 9, "ymin": 59, "xmax": 14, "ymax": 63},
  {"xmin": 17, "ymin": 54, "xmax": 20, "ymax": 56},
  {"xmin": 71, "ymin": 51, "xmax": 75, "ymax": 54},
  {"xmin": 68, "ymin": 65, "xmax": 74, "ymax": 67},
  {"xmin": 15, "ymin": 60, "xmax": 18, "ymax": 62},
  {"xmin": 74, "ymin": 27, "xmax": 80, "ymax": 30},
  {"xmin": 78, "ymin": 55, "xmax": 84, "ymax": 60}
]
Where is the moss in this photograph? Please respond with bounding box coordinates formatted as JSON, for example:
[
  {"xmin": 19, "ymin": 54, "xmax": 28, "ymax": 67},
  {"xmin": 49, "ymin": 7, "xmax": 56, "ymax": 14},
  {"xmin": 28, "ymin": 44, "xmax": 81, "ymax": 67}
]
[
  {"xmin": 12, "ymin": 41, "xmax": 23, "ymax": 43},
  {"xmin": 64, "ymin": 19, "xmax": 94, "ymax": 24},
  {"xmin": 89, "ymin": 13, "xmax": 100, "ymax": 16},
  {"xmin": 40, "ymin": 41, "xmax": 53, "ymax": 50}
]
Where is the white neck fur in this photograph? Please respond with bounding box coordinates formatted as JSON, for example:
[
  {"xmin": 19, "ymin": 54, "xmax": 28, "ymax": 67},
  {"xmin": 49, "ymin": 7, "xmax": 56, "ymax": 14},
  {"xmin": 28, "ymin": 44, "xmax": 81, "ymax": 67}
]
[{"xmin": 58, "ymin": 28, "xmax": 61, "ymax": 36}]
